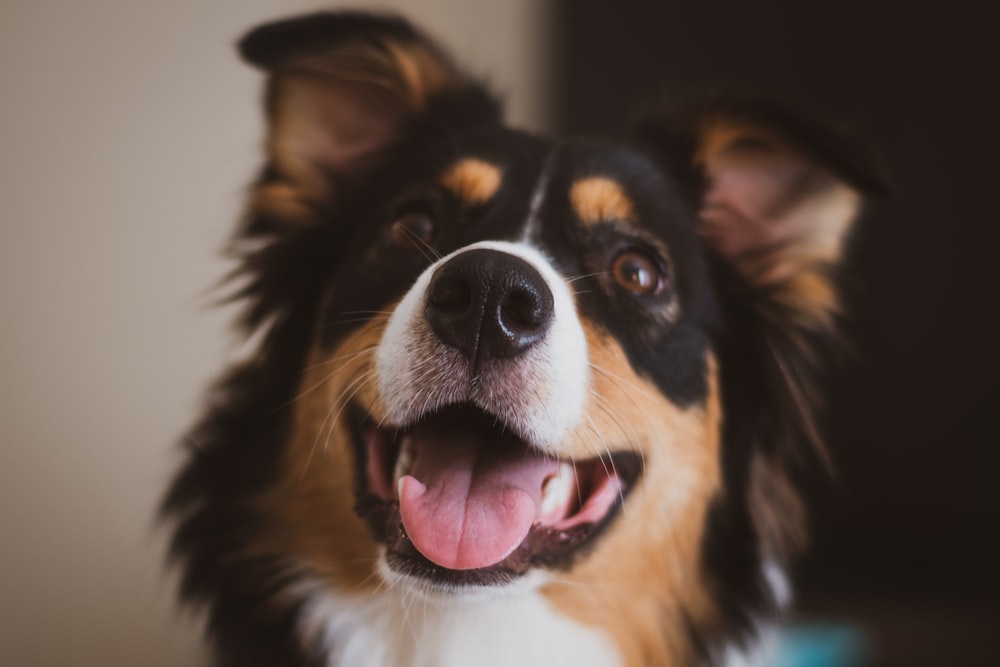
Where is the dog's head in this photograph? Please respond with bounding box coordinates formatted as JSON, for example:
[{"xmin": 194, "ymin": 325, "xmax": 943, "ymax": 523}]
[{"xmin": 166, "ymin": 12, "xmax": 882, "ymax": 665}]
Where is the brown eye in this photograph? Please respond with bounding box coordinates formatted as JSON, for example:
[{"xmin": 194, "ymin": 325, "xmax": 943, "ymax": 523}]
[
  {"xmin": 611, "ymin": 250, "xmax": 663, "ymax": 295},
  {"xmin": 389, "ymin": 212, "xmax": 434, "ymax": 250}
]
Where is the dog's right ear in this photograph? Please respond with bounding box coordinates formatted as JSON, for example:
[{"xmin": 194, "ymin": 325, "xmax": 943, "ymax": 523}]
[{"xmin": 239, "ymin": 12, "xmax": 490, "ymax": 223}]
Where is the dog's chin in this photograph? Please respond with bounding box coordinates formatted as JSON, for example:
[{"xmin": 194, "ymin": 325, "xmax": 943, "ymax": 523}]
[
  {"xmin": 349, "ymin": 402, "xmax": 642, "ymax": 593},
  {"xmin": 374, "ymin": 550, "xmax": 552, "ymax": 601}
]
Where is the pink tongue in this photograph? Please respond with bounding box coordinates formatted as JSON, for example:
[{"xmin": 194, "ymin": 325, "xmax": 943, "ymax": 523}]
[{"xmin": 398, "ymin": 427, "xmax": 559, "ymax": 571}]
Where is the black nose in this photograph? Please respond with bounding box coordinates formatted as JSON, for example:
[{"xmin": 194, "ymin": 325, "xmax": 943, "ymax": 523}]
[{"xmin": 425, "ymin": 249, "xmax": 554, "ymax": 368}]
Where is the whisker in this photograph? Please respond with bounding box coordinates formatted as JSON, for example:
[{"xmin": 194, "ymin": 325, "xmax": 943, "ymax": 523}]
[
  {"xmin": 300, "ymin": 370, "xmax": 375, "ymax": 480},
  {"xmin": 588, "ymin": 390, "xmax": 649, "ymax": 511},
  {"xmin": 400, "ymin": 583, "xmax": 420, "ymax": 645},
  {"xmin": 340, "ymin": 563, "xmax": 385, "ymax": 596},
  {"xmin": 587, "ymin": 371, "xmax": 651, "ymax": 478},
  {"xmin": 399, "ymin": 224, "xmax": 442, "ymax": 263},
  {"xmin": 565, "ymin": 271, "xmax": 609, "ymax": 284},
  {"xmin": 587, "ymin": 389, "xmax": 643, "ymax": 458},
  {"xmin": 320, "ymin": 371, "xmax": 377, "ymax": 457},
  {"xmin": 543, "ymin": 571, "xmax": 614, "ymax": 592},
  {"xmin": 321, "ymin": 315, "xmax": 391, "ymax": 329},
  {"xmin": 332, "ymin": 310, "xmax": 396, "ymax": 317},
  {"xmin": 580, "ymin": 412, "xmax": 627, "ymax": 516},
  {"xmin": 301, "ymin": 345, "xmax": 378, "ymax": 374},
  {"xmin": 589, "ymin": 362, "xmax": 660, "ymax": 403},
  {"xmin": 280, "ymin": 347, "xmax": 377, "ymax": 413}
]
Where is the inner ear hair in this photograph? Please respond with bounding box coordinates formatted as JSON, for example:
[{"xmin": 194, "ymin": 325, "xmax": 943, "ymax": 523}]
[
  {"xmin": 696, "ymin": 114, "xmax": 861, "ymax": 290},
  {"xmin": 237, "ymin": 12, "xmax": 464, "ymax": 222},
  {"xmin": 675, "ymin": 98, "xmax": 887, "ymax": 335}
]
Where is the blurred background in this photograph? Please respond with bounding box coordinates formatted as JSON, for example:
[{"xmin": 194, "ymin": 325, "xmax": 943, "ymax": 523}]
[{"xmin": 1, "ymin": 1, "xmax": 996, "ymax": 666}]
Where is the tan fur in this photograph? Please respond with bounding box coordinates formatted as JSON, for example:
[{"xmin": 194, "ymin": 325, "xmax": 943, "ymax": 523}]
[
  {"xmin": 260, "ymin": 304, "xmax": 723, "ymax": 665},
  {"xmin": 695, "ymin": 116, "xmax": 859, "ymax": 328},
  {"xmin": 749, "ymin": 454, "xmax": 806, "ymax": 563},
  {"xmin": 440, "ymin": 158, "xmax": 503, "ymax": 205},
  {"xmin": 259, "ymin": 317, "xmax": 391, "ymax": 594},
  {"xmin": 775, "ymin": 269, "xmax": 840, "ymax": 329},
  {"xmin": 570, "ymin": 177, "xmax": 636, "ymax": 226},
  {"xmin": 544, "ymin": 325, "xmax": 722, "ymax": 666},
  {"xmin": 381, "ymin": 39, "xmax": 454, "ymax": 109},
  {"xmin": 254, "ymin": 36, "xmax": 458, "ymax": 223},
  {"xmin": 250, "ymin": 181, "xmax": 319, "ymax": 224}
]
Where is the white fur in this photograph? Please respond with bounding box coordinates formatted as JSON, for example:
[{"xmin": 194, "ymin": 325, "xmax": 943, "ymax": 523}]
[
  {"xmin": 375, "ymin": 240, "xmax": 590, "ymax": 452},
  {"xmin": 717, "ymin": 628, "xmax": 779, "ymax": 667},
  {"xmin": 520, "ymin": 153, "xmax": 554, "ymax": 242},
  {"xmin": 714, "ymin": 561, "xmax": 790, "ymax": 667},
  {"xmin": 761, "ymin": 560, "xmax": 791, "ymax": 609},
  {"xmin": 295, "ymin": 575, "xmax": 623, "ymax": 667}
]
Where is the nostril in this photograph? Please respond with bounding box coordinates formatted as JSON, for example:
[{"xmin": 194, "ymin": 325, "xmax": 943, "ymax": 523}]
[
  {"xmin": 428, "ymin": 276, "xmax": 472, "ymax": 316},
  {"xmin": 501, "ymin": 286, "xmax": 545, "ymax": 330},
  {"xmin": 425, "ymin": 266, "xmax": 483, "ymax": 362}
]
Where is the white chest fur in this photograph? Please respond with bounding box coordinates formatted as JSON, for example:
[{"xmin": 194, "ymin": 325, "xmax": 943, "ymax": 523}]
[{"xmin": 296, "ymin": 581, "xmax": 623, "ymax": 667}]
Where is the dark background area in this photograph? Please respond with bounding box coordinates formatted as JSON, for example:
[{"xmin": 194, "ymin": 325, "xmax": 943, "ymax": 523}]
[{"xmin": 553, "ymin": 2, "xmax": 1000, "ymax": 665}]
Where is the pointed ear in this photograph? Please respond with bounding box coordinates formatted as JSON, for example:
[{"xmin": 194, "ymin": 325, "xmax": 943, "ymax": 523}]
[
  {"xmin": 639, "ymin": 99, "xmax": 886, "ymax": 327},
  {"xmin": 238, "ymin": 12, "xmax": 486, "ymax": 222}
]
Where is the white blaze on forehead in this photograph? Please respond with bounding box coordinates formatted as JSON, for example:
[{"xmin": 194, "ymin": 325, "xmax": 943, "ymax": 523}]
[
  {"xmin": 520, "ymin": 151, "xmax": 555, "ymax": 243},
  {"xmin": 374, "ymin": 240, "xmax": 590, "ymax": 452}
]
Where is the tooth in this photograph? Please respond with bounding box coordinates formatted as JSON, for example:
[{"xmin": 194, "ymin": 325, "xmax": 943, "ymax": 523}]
[
  {"xmin": 393, "ymin": 436, "xmax": 414, "ymax": 487},
  {"xmin": 540, "ymin": 463, "xmax": 574, "ymax": 517}
]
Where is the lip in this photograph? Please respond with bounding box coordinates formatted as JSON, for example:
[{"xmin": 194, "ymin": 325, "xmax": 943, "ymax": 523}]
[{"xmin": 349, "ymin": 402, "xmax": 642, "ymax": 587}]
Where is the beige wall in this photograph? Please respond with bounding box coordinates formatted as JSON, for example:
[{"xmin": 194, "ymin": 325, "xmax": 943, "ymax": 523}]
[{"xmin": 0, "ymin": 1, "xmax": 548, "ymax": 664}]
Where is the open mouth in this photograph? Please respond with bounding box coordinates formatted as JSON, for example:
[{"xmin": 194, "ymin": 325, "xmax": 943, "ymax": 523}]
[{"xmin": 351, "ymin": 403, "xmax": 641, "ymax": 587}]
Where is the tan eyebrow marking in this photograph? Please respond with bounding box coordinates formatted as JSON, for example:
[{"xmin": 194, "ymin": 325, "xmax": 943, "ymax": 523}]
[
  {"xmin": 570, "ymin": 177, "xmax": 635, "ymax": 225},
  {"xmin": 440, "ymin": 158, "xmax": 503, "ymax": 205}
]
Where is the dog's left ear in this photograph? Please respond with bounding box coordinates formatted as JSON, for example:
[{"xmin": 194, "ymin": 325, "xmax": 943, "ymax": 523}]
[
  {"xmin": 639, "ymin": 100, "xmax": 886, "ymax": 328},
  {"xmin": 640, "ymin": 103, "xmax": 887, "ymax": 559}
]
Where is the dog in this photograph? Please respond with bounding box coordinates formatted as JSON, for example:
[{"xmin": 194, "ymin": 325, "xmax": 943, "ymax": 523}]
[{"xmin": 163, "ymin": 11, "xmax": 881, "ymax": 667}]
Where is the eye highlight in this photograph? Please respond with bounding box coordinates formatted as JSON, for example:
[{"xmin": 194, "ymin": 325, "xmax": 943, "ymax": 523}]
[
  {"xmin": 389, "ymin": 212, "xmax": 434, "ymax": 250},
  {"xmin": 611, "ymin": 249, "xmax": 663, "ymax": 296}
]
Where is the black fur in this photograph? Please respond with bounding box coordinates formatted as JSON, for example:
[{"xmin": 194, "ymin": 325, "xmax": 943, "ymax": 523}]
[
  {"xmin": 239, "ymin": 11, "xmax": 434, "ymax": 71},
  {"xmin": 633, "ymin": 101, "xmax": 886, "ymax": 654},
  {"xmin": 164, "ymin": 11, "xmax": 880, "ymax": 666}
]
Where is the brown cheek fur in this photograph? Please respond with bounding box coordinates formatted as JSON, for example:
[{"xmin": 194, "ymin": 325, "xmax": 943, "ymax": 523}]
[
  {"xmin": 544, "ymin": 324, "xmax": 722, "ymax": 666},
  {"xmin": 255, "ymin": 316, "xmax": 391, "ymax": 595}
]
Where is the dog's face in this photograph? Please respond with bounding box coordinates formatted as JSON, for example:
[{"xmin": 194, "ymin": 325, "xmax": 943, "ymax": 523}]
[
  {"xmin": 167, "ymin": 12, "xmax": 879, "ymax": 666},
  {"xmin": 286, "ymin": 128, "xmax": 722, "ymax": 588}
]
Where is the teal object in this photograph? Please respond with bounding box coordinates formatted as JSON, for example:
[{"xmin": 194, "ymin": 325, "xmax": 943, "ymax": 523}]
[{"xmin": 775, "ymin": 624, "xmax": 871, "ymax": 667}]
